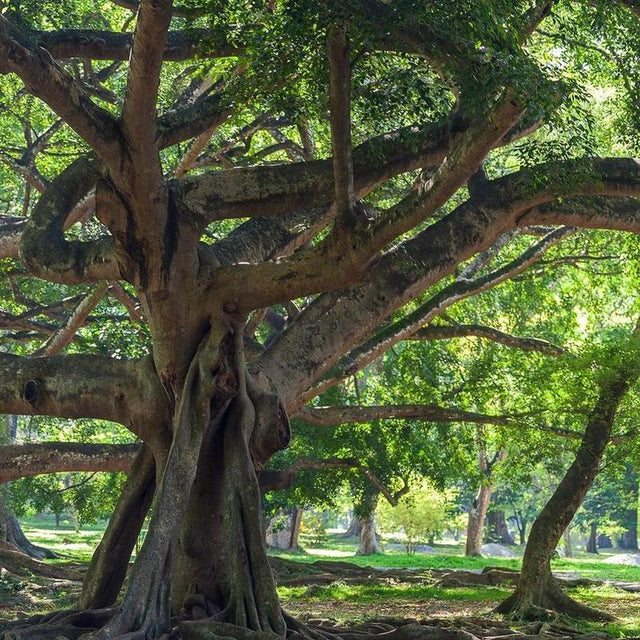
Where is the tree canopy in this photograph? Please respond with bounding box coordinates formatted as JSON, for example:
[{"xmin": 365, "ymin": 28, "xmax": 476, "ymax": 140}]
[{"xmin": 1, "ymin": 0, "xmax": 640, "ymax": 639}]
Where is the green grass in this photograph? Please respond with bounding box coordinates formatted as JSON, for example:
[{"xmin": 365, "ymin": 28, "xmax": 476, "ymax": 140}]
[
  {"xmin": 19, "ymin": 514, "xmax": 144, "ymax": 563},
  {"xmin": 13, "ymin": 517, "xmax": 640, "ymax": 635},
  {"xmin": 272, "ymin": 533, "xmax": 640, "ymax": 583}
]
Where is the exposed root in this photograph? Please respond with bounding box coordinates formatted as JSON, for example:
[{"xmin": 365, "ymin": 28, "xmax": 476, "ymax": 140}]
[
  {"xmin": 0, "ymin": 605, "xmax": 621, "ymax": 640},
  {"xmin": 0, "ymin": 541, "xmax": 83, "ymax": 581},
  {"xmin": 494, "ymin": 582, "xmax": 615, "ymax": 622},
  {"xmin": 436, "ymin": 570, "xmax": 519, "ymax": 588},
  {"xmin": 269, "ymin": 557, "xmax": 428, "ymax": 587}
]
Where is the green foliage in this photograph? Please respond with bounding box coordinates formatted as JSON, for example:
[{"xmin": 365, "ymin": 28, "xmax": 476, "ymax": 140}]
[{"xmin": 377, "ymin": 480, "xmax": 454, "ymax": 552}]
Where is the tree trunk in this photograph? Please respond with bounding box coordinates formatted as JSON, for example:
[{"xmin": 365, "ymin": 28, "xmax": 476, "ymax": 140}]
[
  {"xmin": 357, "ymin": 516, "xmax": 380, "ymax": 555},
  {"xmin": 290, "ymin": 508, "xmax": 302, "ymax": 549},
  {"xmin": 465, "ymin": 482, "xmax": 493, "ymax": 556},
  {"xmin": 586, "ymin": 523, "xmax": 599, "ymax": 554},
  {"xmin": 79, "ymin": 444, "xmax": 156, "ymax": 609},
  {"xmin": 620, "ymin": 528, "xmax": 638, "ymax": 550},
  {"xmin": 172, "ymin": 386, "xmax": 286, "ymax": 631},
  {"xmin": 619, "ymin": 464, "xmax": 639, "ymax": 550},
  {"xmin": 495, "ymin": 362, "xmax": 636, "ymax": 621},
  {"xmin": 563, "ymin": 526, "xmax": 573, "ymax": 558},
  {"xmin": 342, "ymin": 515, "xmax": 362, "ymax": 538},
  {"xmin": 487, "ymin": 509, "xmax": 516, "ymax": 545},
  {"xmin": 0, "ymin": 415, "xmax": 56, "ymax": 560},
  {"xmin": 91, "ymin": 323, "xmax": 289, "ymax": 639},
  {"xmin": 597, "ymin": 533, "xmax": 611, "ymax": 549},
  {"xmin": 266, "ymin": 508, "xmax": 302, "ymax": 550}
]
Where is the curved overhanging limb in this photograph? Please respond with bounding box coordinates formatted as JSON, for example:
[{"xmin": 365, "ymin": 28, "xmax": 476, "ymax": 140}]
[{"xmin": 20, "ymin": 154, "xmax": 120, "ymax": 285}]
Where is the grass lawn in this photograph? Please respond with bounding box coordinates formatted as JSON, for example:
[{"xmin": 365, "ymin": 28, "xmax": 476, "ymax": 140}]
[{"xmin": 6, "ymin": 520, "xmax": 640, "ymax": 636}]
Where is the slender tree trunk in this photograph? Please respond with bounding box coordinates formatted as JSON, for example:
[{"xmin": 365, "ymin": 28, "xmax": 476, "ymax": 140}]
[
  {"xmin": 496, "ymin": 357, "xmax": 638, "ymax": 621},
  {"xmin": 79, "ymin": 445, "xmax": 156, "ymax": 609},
  {"xmin": 465, "ymin": 482, "xmax": 493, "ymax": 556},
  {"xmin": 290, "ymin": 508, "xmax": 302, "ymax": 549},
  {"xmin": 513, "ymin": 514, "xmax": 527, "ymax": 545},
  {"xmin": 563, "ymin": 526, "xmax": 573, "ymax": 558},
  {"xmin": 586, "ymin": 523, "xmax": 599, "ymax": 554},
  {"xmin": 343, "ymin": 515, "xmax": 362, "ymax": 538},
  {"xmin": 487, "ymin": 509, "xmax": 516, "ymax": 545},
  {"xmin": 466, "ymin": 429, "xmax": 504, "ymax": 557},
  {"xmin": 619, "ymin": 464, "xmax": 638, "ymax": 550},
  {"xmin": 358, "ymin": 516, "xmax": 380, "ymax": 555}
]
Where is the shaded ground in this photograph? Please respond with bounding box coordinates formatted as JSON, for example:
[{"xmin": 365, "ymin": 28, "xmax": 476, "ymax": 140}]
[{"xmin": 2, "ymin": 532, "xmax": 640, "ymax": 638}]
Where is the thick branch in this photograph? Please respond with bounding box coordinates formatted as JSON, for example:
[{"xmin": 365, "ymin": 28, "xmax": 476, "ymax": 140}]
[
  {"xmin": 259, "ymin": 159, "xmax": 640, "ymax": 410},
  {"xmin": 20, "ymin": 156, "xmax": 121, "ymax": 284},
  {"xmin": 298, "ymin": 404, "xmax": 516, "ymax": 426},
  {"xmin": 175, "ymin": 119, "xmax": 451, "ymax": 221},
  {"xmin": 304, "ymin": 227, "xmax": 574, "ymax": 401},
  {"xmin": 298, "ymin": 404, "xmax": 589, "ymax": 442},
  {"xmin": 411, "ymin": 324, "xmax": 564, "ymax": 355},
  {"xmin": 0, "ymin": 15, "xmax": 122, "ymax": 166},
  {"xmin": 0, "ymin": 442, "xmax": 138, "ymax": 485},
  {"xmin": 328, "ymin": 22, "xmax": 355, "ymax": 222},
  {"xmin": 0, "ymin": 215, "xmax": 26, "ymax": 259},
  {"xmin": 211, "ymin": 96, "xmax": 526, "ymax": 308},
  {"xmin": 120, "ymin": 0, "xmax": 171, "ymax": 190},
  {"xmin": 157, "ymin": 91, "xmax": 230, "ymax": 149},
  {"xmin": 0, "ymin": 353, "xmax": 168, "ymax": 441},
  {"xmin": 33, "ymin": 28, "xmax": 239, "ymax": 61}
]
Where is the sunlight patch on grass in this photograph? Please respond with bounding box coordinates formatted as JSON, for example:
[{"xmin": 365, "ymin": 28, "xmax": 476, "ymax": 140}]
[{"xmin": 303, "ymin": 548, "xmax": 356, "ymax": 558}]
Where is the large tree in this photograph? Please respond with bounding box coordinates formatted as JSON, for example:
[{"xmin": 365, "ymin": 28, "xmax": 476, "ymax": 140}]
[{"xmin": 2, "ymin": 1, "xmax": 640, "ymax": 638}]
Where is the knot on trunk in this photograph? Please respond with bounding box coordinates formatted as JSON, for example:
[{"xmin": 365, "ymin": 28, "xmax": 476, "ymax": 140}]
[{"xmin": 249, "ymin": 392, "xmax": 290, "ymax": 469}]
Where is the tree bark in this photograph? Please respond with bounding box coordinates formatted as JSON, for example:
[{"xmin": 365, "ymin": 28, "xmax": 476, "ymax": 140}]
[
  {"xmin": 495, "ymin": 348, "xmax": 639, "ymax": 620},
  {"xmin": 563, "ymin": 527, "xmax": 573, "ymax": 558},
  {"xmin": 586, "ymin": 523, "xmax": 599, "ymax": 554},
  {"xmin": 487, "ymin": 510, "xmax": 516, "ymax": 545},
  {"xmin": 171, "ymin": 374, "xmax": 288, "ymax": 632},
  {"xmin": 358, "ymin": 516, "xmax": 381, "ymax": 555},
  {"xmin": 465, "ymin": 482, "xmax": 493, "ymax": 556},
  {"xmin": 79, "ymin": 444, "xmax": 156, "ymax": 609}
]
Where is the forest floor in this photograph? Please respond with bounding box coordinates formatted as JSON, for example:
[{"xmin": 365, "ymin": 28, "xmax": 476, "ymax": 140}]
[{"xmin": 1, "ymin": 518, "xmax": 639, "ymax": 638}]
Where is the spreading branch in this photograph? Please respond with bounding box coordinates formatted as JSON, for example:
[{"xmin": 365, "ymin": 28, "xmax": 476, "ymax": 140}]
[
  {"xmin": 259, "ymin": 457, "xmax": 404, "ymax": 506},
  {"xmin": 33, "ymin": 28, "xmax": 239, "ymax": 61},
  {"xmin": 411, "ymin": 323, "xmax": 564, "ymax": 355},
  {"xmin": 0, "ymin": 15, "xmax": 122, "ymax": 167},
  {"xmin": 0, "ymin": 442, "xmax": 138, "ymax": 485},
  {"xmin": 298, "ymin": 404, "xmax": 519, "ymax": 427},
  {"xmin": 0, "ymin": 353, "xmax": 168, "ymax": 441},
  {"xmin": 19, "ymin": 156, "xmax": 121, "ymax": 284}
]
